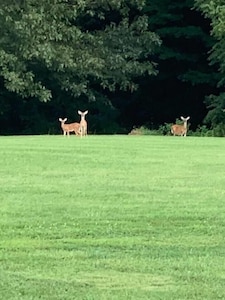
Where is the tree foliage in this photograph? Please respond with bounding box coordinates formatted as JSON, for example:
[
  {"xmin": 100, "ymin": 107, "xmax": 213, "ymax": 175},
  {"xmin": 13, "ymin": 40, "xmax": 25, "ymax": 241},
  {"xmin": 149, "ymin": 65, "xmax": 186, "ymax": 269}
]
[
  {"xmin": 118, "ymin": 0, "xmax": 218, "ymax": 130},
  {"xmin": 0, "ymin": 0, "xmax": 224, "ymax": 135},
  {"xmin": 195, "ymin": 0, "xmax": 225, "ymax": 130},
  {"xmin": 0, "ymin": 0, "xmax": 160, "ymax": 102}
]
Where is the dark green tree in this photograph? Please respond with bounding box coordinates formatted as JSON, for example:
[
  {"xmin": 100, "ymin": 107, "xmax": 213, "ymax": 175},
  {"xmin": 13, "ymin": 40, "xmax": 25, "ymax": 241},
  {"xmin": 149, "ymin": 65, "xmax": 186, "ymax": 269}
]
[
  {"xmin": 0, "ymin": 0, "xmax": 160, "ymax": 101},
  {"xmin": 194, "ymin": 0, "xmax": 225, "ymax": 134},
  {"xmin": 116, "ymin": 0, "xmax": 218, "ymax": 131},
  {"xmin": 0, "ymin": 0, "xmax": 161, "ymax": 134}
]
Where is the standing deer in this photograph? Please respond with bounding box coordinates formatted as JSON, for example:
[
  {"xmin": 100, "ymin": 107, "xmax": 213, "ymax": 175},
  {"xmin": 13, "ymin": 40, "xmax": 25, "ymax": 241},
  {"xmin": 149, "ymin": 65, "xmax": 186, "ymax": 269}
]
[
  {"xmin": 59, "ymin": 118, "xmax": 80, "ymax": 136},
  {"xmin": 171, "ymin": 116, "xmax": 190, "ymax": 137},
  {"xmin": 78, "ymin": 110, "xmax": 88, "ymax": 137}
]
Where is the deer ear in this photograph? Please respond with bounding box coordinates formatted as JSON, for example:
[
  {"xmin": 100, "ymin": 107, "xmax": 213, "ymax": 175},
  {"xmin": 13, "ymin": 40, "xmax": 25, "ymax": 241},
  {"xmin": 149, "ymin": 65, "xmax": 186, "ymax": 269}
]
[
  {"xmin": 65, "ymin": 118, "xmax": 67, "ymax": 122},
  {"xmin": 78, "ymin": 110, "xmax": 81, "ymax": 115},
  {"xmin": 84, "ymin": 110, "xmax": 88, "ymax": 114},
  {"xmin": 59, "ymin": 118, "xmax": 62, "ymax": 121}
]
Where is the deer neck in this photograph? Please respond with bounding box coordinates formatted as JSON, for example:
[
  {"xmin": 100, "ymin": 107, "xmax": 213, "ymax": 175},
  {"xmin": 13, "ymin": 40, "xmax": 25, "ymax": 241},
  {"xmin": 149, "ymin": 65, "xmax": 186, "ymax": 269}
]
[{"xmin": 81, "ymin": 116, "xmax": 86, "ymax": 123}]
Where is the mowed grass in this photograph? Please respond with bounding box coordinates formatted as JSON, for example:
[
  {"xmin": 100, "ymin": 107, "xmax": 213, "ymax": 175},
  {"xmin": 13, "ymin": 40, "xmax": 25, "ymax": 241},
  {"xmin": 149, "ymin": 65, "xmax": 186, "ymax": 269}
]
[{"xmin": 0, "ymin": 134, "xmax": 225, "ymax": 299}]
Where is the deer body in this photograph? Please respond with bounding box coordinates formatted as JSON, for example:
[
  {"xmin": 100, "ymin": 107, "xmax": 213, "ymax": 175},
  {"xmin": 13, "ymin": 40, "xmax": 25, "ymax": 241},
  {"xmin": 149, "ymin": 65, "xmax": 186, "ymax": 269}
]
[
  {"xmin": 59, "ymin": 118, "xmax": 80, "ymax": 136},
  {"xmin": 171, "ymin": 116, "xmax": 190, "ymax": 137},
  {"xmin": 78, "ymin": 110, "xmax": 88, "ymax": 137}
]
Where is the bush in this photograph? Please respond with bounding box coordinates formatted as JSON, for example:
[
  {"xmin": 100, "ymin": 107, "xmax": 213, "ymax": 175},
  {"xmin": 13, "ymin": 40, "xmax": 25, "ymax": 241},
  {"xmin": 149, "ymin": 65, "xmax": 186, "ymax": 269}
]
[
  {"xmin": 128, "ymin": 126, "xmax": 159, "ymax": 135},
  {"xmin": 158, "ymin": 122, "xmax": 173, "ymax": 135},
  {"xmin": 189, "ymin": 125, "xmax": 212, "ymax": 137},
  {"xmin": 212, "ymin": 123, "xmax": 225, "ymax": 137}
]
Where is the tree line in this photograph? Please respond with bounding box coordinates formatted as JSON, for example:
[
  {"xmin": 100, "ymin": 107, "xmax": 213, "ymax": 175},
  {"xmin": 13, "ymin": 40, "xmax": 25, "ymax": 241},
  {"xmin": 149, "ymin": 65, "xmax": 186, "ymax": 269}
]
[{"xmin": 0, "ymin": 0, "xmax": 225, "ymax": 135}]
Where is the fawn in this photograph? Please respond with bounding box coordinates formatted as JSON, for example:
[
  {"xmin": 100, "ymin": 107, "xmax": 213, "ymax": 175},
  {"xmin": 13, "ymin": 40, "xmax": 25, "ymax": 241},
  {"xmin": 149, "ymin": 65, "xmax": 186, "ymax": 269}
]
[{"xmin": 59, "ymin": 118, "xmax": 80, "ymax": 136}]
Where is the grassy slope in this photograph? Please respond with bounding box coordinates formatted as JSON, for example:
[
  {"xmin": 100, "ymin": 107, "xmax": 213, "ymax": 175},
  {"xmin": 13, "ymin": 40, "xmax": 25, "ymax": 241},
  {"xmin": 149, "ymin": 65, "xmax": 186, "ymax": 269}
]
[{"xmin": 0, "ymin": 135, "xmax": 225, "ymax": 299}]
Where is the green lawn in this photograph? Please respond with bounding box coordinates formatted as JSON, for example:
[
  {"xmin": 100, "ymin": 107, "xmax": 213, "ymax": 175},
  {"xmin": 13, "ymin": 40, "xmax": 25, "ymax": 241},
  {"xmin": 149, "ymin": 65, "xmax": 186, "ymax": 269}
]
[{"xmin": 0, "ymin": 135, "xmax": 225, "ymax": 299}]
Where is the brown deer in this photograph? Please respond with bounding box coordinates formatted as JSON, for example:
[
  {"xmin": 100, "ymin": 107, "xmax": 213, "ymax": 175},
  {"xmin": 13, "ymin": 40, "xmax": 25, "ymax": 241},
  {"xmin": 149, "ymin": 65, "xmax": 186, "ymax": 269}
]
[
  {"xmin": 59, "ymin": 118, "xmax": 80, "ymax": 136},
  {"xmin": 171, "ymin": 116, "xmax": 190, "ymax": 137},
  {"xmin": 78, "ymin": 110, "xmax": 88, "ymax": 137}
]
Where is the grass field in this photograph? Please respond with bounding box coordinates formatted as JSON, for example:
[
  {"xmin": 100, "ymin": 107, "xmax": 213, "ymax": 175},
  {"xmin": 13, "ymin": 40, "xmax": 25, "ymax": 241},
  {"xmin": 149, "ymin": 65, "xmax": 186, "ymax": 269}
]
[{"xmin": 0, "ymin": 134, "xmax": 225, "ymax": 299}]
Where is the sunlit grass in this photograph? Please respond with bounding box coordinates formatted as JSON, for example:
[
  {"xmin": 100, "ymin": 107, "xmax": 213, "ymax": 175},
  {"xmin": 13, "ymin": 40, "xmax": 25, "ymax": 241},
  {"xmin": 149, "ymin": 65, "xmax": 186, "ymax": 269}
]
[{"xmin": 0, "ymin": 135, "xmax": 225, "ymax": 299}]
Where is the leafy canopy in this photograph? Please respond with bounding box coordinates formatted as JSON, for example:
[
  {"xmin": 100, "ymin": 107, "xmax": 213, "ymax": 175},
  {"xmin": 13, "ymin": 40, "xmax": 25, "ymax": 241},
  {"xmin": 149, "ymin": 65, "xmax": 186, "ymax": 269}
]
[
  {"xmin": 0, "ymin": 0, "xmax": 160, "ymax": 101},
  {"xmin": 195, "ymin": 0, "xmax": 225, "ymax": 127}
]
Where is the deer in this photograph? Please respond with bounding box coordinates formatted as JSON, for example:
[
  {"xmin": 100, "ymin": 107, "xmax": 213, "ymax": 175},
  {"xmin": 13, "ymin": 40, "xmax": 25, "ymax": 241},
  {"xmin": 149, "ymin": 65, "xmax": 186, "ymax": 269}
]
[
  {"xmin": 171, "ymin": 116, "xmax": 190, "ymax": 137},
  {"xmin": 78, "ymin": 110, "xmax": 88, "ymax": 137},
  {"xmin": 59, "ymin": 118, "xmax": 81, "ymax": 136}
]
